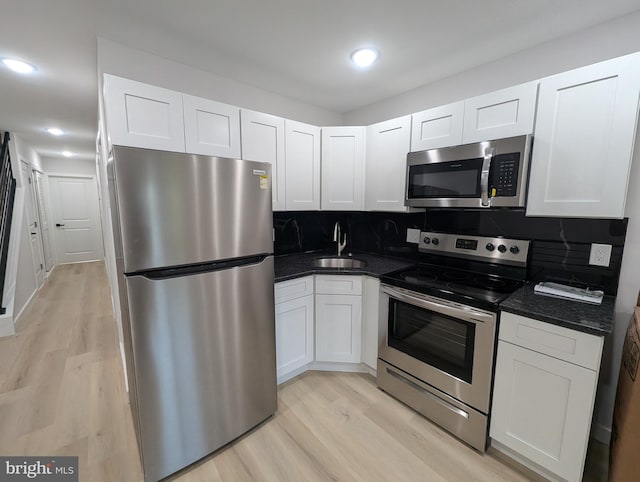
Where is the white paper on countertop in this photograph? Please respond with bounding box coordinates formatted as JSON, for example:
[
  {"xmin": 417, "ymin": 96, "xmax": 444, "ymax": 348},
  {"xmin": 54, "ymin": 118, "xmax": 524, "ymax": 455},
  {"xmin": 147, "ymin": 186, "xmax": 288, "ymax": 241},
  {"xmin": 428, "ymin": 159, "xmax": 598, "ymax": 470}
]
[{"xmin": 534, "ymin": 281, "xmax": 604, "ymax": 305}]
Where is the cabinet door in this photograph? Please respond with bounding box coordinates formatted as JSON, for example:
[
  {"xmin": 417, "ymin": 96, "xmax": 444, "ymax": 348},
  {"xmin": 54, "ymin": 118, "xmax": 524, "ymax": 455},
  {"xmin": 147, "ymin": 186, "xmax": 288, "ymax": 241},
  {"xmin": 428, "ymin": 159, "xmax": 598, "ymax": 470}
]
[
  {"xmin": 241, "ymin": 110, "xmax": 286, "ymax": 211},
  {"xmin": 462, "ymin": 82, "xmax": 538, "ymax": 144},
  {"xmin": 103, "ymin": 74, "xmax": 185, "ymax": 152},
  {"xmin": 491, "ymin": 341, "xmax": 598, "ymax": 482},
  {"xmin": 365, "ymin": 116, "xmax": 411, "ymax": 212},
  {"xmin": 315, "ymin": 294, "xmax": 362, "ymax": 363},
  {"xmin": 285, "ymin": 120, "xmax": 321, "ymax": 210},
  {"xmin": 361, "ymin": 277, "xmax": 380, "ymax": 370},
  {"xmin": 321, "ymin": 127, "xmax": 365, "ymax": 211},
  {"xmin": 526, "ymin": 53, "xmax": 640, "ymax": 218},
  {"xmin": 411, "ymin": 101, "xmax": 464, "ymax": 151},
  {"xmin": 183, "ymin": 94, "xmax": 241, "ymax": 158},
  {"xmin": 275, "ymin": 295, "xmax": 314, "ymax": 383}
]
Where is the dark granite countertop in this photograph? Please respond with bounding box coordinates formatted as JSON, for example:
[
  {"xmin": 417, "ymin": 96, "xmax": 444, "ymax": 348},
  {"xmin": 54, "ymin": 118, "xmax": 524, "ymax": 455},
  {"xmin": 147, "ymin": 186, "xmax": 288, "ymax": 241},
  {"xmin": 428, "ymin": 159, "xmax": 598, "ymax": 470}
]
[
  {"xmin": 274, "ymin": 251, "xmax": 415, "ymax": 282},
  {"xmin": 500, "ymin": 283, "xmax": 615, "ymax": 336}
]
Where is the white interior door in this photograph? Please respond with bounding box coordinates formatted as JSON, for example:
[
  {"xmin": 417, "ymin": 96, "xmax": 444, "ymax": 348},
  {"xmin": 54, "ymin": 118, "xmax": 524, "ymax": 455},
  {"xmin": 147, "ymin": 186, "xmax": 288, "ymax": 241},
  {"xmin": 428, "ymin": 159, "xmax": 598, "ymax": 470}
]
[
  {"xmin": 33, "ymin": 170, "xmax": 54, "ymax": 272},
  {"xmin": 49, "ymin": 175, "xmax": 104, "ymax": 264},
  {"xmin": 20, "ymin": 161, "xmax": 45, "ymax": 288}
]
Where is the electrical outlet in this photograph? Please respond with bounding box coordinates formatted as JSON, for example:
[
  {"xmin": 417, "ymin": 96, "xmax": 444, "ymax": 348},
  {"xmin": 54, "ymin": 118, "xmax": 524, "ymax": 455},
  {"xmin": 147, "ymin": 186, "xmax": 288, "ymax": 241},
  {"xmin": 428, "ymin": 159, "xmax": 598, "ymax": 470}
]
[
  {"xmin": 406, "ymin": 228, "xmax": 420, "ymax": 244},
  {"xmin": 589, "ymin": 243, "xmax": 612, "ymax": 267}
]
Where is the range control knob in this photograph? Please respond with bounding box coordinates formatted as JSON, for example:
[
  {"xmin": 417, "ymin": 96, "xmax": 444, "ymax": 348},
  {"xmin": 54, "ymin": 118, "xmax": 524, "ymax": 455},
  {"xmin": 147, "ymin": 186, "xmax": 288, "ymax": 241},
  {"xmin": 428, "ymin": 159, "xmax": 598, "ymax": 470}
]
[
  {"xmin": 423, "ymin": 237, "xmax": 431, "ymax": 245},
  {"xmin": 431, "ymin": 238, "xmax": 439, "ymax": 246},
  {"xmin": 510, "ymin": 245, "xmax": 520, "ymax": 255},
  {"xmin": 486, "ymin": 243, "xmax": 495, "ymax": 252},
  {"xmin": 498, "ymin": 244, "xmax": 507, "ymax": 253}
]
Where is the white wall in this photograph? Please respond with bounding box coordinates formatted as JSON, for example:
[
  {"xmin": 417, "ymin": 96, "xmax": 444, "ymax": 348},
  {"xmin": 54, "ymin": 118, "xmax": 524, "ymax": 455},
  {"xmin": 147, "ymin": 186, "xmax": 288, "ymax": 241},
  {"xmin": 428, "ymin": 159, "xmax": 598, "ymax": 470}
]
[
  {"xmin": 97, "ymin": 37, "xmax": 342, "ymax": 127},
  {"xmin": 40, "ymin": 156, "xmax": 96, "ymax": 176},
  {"xmin": 344, "ymin": 11, "xmax": 640, "ymax": 125},
  {"xmin": 342, "ymin": 10, "xmax": 640, "ymax": 443},
  {"xmin": 11, "ymin": 136, "xmax": 43, "ymax": 323}
]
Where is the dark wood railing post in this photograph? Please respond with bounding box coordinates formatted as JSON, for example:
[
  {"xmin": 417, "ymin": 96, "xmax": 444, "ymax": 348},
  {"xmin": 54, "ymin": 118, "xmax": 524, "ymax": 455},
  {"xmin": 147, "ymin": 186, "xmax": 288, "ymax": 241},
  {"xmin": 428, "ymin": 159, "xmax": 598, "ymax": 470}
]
[{"xmin": 0, "ymin": 132, "xmax": 17, "ymax": 314}]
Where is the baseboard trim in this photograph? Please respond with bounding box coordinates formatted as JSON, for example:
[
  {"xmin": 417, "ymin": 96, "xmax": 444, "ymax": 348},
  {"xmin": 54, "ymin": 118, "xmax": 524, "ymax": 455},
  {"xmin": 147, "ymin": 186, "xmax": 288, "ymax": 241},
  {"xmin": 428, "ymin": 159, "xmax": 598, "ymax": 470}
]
[
  {"xmin": 119, "ymin": 341, "xmax": 129, "ymax": 393},
  {"xmin": 0, "ymin": 313, "xmax": 15, "ymax": 337},
  {"xmin": 56, "ymin": 258, "xmax": 104, "ymax": 266},
  {"xmin": 277, "ymin": 361, "xmax": 377, "ymax": 386},
  {"xmin": 489, "ymin": 441, "xmax": 555, "ymax": 482},
  {"xmin": 592, "ymin": 422, "xmax": 612, "ymax": 445},
  {"xmin": 13, "ymin": 287, "xmax": 38, "ymax": 326}
]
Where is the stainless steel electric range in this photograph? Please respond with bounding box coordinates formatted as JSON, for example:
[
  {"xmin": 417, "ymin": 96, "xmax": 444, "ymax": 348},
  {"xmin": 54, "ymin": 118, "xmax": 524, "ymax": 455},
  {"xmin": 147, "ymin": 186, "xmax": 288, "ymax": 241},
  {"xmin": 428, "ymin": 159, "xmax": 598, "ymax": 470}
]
[{"xmin": 377, "ymin": 231, "xmax": 530, "ymax": 451}]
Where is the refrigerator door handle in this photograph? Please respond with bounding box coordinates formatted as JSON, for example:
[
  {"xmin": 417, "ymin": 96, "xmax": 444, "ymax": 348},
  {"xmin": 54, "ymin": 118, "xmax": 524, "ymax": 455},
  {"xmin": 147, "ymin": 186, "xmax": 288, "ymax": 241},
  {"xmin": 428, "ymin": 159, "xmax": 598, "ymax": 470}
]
[{"xmin": 133, "ymin": 254, "xmax": 272, "ymax": 280}]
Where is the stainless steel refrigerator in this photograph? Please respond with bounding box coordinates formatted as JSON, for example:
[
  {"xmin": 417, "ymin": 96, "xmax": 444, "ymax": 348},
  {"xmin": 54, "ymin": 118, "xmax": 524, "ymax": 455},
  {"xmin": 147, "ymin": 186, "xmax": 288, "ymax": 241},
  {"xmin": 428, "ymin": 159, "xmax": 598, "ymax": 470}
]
[{"xmin": 107, "ymin": 146, "xmax": 277, "ymax": 481}]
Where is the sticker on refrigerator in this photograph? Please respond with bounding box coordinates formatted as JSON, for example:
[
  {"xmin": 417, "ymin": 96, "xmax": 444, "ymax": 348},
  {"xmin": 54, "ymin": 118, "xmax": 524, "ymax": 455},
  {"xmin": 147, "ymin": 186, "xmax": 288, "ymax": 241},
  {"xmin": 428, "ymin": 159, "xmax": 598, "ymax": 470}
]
[{"xmin": 259, "ymin": 175, "xmax": 269, "ymax": 189}]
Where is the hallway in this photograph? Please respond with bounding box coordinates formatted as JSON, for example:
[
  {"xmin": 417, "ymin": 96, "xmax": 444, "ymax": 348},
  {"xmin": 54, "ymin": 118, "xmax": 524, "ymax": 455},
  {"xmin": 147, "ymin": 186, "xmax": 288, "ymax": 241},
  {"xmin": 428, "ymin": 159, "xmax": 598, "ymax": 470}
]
[{"xmin": 0, "ymin": 262, "xmax": 143, "ymax": 480}]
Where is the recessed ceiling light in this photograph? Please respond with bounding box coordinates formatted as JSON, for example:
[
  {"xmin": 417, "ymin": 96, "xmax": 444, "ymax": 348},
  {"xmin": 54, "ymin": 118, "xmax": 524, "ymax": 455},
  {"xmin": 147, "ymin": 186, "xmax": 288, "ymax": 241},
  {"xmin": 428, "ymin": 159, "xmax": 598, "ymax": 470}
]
[
  {"xmin": 62, "ymin": 151, "xmax": 73, "ymax": 157},
  {"xmin": 47, "ymin": 128, "xmax": 64, "ymax": 136},
  {"xmin": 351, "ymin": 48, "xmax": 379, "ymax": 68},
  {"xmin": 1, "ymin": 58, "xmax": 36, "ymax": 74}
]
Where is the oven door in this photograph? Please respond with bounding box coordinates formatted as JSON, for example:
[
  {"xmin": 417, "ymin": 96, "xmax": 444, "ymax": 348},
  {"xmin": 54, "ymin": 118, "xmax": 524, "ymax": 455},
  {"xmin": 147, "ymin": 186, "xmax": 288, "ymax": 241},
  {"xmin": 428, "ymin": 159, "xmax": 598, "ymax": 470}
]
[{"xmin": 378, "ymin": 284, "xmax": 497, "ymax": 413}]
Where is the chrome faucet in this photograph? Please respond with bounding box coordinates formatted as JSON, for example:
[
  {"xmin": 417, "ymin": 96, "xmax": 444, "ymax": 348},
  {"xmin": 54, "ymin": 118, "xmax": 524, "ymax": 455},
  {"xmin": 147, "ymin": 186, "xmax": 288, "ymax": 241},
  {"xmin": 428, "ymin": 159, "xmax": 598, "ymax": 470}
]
[{"xmin": 333, "ymin": 221, "xmax": 347, "ymax": 256}]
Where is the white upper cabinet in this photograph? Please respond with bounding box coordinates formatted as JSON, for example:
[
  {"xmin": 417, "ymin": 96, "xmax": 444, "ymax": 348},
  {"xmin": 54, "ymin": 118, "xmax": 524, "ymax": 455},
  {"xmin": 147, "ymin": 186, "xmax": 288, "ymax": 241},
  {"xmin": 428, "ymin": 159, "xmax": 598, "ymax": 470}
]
[
  {"xmin": 526, "ymin": 53, "xmax": 640, "ymax": 218},
  {"xmin": 365, "ymin": 116, "xmax": 412, "ymax": 212},
  {"xmin": 321, "ymin": 127, "xmax": 366, "ymax": 211},
  {"xmin": 103, "ymin": 74, "xmax": 185, "ymax": 152},
  {"xmin": 411, "ymin": 101, "xmax": 464, "ymax": 151},
  {"xmin": 284, "ymin": 120, "xmax": 321, "ymax": 210},
  {"xmin": 240, "ymin": 109, "xmax": 286, "ymax": 211},
  {"xmin": 462, "ymin": 82, "xmax": 538, "ymax": 144},
  {"xmin": 183, "ymin": 95, "xmax": 241, "ymax": 158}
]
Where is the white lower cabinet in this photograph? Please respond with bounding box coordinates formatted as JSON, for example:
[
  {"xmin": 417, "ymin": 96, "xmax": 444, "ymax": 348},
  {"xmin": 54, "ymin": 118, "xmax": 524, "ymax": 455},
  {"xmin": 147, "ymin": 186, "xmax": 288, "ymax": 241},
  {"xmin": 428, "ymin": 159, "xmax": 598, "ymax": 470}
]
[
  {"xmin": 361, "ymin": 276, "xmax": 380, "ymax": 370},
  {"xmin": 275, "ymin": 295, "xmax": 314, "ymax": 382},
  {"xmin": 274, "ymin": 277, "xmax": 314, "ymax": 383},
  {"xmin": 275, "ymin": 274, "xmax": 374, "ymax": 382},
  {"xmin": 491, "ymin": 313, "xmax": 603, "ymax": 482},
  {"xmin": 315, "ymin": 294, "xmax": 362, "ymax": 363},
  {"xmin": 315, "ymin": 275, "xmax": 363, "ymax": 363}
]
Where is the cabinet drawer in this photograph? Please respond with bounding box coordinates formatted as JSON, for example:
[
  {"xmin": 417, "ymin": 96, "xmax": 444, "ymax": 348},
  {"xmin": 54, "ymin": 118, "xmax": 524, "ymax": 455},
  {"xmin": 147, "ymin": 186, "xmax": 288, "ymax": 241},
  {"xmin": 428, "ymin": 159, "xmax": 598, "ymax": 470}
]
[
  {"xmin": 275, "ymin": 276, "xmax": 314, "ymax": 303},
  {"xmin": 315, "ymin": 275, "xmax": 362, "ymax": 295},
  {"xmin": 499, "ymin": 312, "xmax": 603, "ymax": 370}
]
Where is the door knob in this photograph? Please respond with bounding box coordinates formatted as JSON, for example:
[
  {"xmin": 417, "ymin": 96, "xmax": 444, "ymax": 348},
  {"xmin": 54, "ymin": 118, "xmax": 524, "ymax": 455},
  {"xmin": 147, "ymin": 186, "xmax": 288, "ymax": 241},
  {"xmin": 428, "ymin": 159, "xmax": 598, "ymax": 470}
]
[
  {"xmin": 56, "ymin": 223, "xmax": 65, "ymax": 227},
  {"xmin": 30, "ymin": 232, "xmax": 37, "ymax": 235}
]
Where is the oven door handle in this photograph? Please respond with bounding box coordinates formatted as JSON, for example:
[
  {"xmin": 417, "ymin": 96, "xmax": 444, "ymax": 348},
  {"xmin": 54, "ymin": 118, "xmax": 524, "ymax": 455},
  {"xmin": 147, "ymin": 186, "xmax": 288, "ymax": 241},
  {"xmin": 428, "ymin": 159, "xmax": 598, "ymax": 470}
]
[{"xmin": 381, "ymin": 285, "xmax": 494, "ymax": 325}]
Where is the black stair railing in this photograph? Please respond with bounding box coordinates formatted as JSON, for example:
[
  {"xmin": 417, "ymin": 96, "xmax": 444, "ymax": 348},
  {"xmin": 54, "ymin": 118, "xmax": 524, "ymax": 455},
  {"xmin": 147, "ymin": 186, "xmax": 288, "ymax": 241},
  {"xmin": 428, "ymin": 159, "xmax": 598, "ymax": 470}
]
[{"xmin": 0, "ymin": 132, "xmax": 16, "ymax": 315}]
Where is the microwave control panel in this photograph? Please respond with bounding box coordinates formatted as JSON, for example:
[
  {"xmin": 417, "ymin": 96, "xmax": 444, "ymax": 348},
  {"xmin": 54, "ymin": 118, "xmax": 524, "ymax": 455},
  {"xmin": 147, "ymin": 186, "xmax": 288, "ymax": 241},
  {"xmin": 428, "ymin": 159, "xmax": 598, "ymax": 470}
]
[{"xmin": 490, "ymin": 153, "xmax": 520, "ymax": 197}]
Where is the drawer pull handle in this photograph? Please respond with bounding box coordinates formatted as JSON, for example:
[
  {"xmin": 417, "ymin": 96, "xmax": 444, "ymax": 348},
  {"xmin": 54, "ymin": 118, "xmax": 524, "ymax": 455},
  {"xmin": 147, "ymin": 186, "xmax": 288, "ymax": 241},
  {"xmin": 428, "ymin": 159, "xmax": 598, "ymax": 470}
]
[{"xmin": 386, "ymin": 368, "xmax": 469, "ymax": 419}]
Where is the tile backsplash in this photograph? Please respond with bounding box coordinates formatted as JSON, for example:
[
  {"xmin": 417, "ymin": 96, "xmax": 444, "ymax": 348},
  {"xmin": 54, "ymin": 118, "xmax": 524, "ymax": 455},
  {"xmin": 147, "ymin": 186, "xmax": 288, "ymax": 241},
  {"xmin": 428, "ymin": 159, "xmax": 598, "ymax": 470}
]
[{"xmin": 274, "ymin": 209, "xmax": 628, "ymax": 295}]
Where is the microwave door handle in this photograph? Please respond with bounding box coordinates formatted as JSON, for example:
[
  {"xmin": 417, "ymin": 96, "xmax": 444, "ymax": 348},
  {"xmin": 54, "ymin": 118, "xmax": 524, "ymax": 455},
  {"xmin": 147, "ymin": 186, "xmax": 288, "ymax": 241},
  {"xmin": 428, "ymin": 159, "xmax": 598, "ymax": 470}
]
[{"xmin": 481, "ymin": 147, "xmax": 494, "ymax": 207}]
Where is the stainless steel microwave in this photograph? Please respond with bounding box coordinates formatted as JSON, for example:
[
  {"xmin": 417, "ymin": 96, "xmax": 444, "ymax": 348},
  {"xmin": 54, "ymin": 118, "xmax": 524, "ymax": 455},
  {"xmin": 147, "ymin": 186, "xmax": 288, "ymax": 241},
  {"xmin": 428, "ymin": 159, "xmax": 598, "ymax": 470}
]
[{"xmin": 405, "ymin": 135, "xmax": 532, "ymax": 208}]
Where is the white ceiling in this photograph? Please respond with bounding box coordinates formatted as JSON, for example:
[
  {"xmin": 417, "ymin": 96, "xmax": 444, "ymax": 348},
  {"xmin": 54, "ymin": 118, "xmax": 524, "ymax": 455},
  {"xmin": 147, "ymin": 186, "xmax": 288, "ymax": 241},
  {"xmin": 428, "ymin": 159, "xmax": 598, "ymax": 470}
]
[{"xmin": 1, "ymin": 0, "xmax": 639, "ymax": 162}]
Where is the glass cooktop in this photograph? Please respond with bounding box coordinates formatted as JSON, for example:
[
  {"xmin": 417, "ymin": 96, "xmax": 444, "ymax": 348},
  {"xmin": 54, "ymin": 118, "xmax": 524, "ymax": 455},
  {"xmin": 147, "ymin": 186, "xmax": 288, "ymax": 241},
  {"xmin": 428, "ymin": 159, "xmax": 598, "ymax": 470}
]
[{"xmin": 381, "ymin": 263, "xmax": 524, "ymax": 310}]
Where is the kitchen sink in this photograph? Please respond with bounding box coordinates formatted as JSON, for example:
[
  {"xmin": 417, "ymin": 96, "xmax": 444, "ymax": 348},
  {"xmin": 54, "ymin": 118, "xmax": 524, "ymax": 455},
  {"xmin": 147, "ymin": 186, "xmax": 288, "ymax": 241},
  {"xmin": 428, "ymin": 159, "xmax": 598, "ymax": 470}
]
[{"xmin": 312, "ymin": 256, "xmax": 367, "ymax": 269}]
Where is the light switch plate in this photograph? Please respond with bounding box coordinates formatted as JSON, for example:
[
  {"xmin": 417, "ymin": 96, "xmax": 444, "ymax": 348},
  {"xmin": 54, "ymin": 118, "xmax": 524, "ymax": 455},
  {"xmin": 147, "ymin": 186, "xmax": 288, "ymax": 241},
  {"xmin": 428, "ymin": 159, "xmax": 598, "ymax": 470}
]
[
  {"xmin": 406, "ymin": 228, "xmax": 420, "ymax": 244},
  {"xmin": 589, "ymin": 243, "xmax": 612, "ymax": 267}
]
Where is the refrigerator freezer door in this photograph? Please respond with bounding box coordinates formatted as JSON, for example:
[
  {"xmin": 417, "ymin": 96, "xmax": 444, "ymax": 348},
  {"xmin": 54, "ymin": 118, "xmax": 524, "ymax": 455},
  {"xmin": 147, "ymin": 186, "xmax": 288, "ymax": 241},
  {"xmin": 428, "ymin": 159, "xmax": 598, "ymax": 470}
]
[
  {"xmin": 112, "ymin": 146, "xmax": 273, "ymax": 273},
  {"xmin": 125, "ymin": 256, "xmax": 277, "ymax": 482}
]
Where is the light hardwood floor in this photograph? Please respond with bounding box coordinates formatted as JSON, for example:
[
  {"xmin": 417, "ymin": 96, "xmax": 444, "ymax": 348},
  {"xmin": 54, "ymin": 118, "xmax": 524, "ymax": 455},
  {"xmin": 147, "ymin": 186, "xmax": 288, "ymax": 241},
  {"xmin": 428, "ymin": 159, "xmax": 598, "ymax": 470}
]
[{"xmin": 0, "ymin": 262, "xmax": 607, "ymax": 481}]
